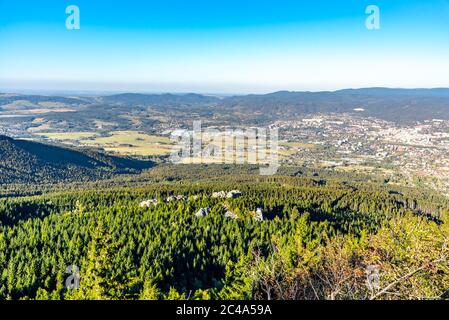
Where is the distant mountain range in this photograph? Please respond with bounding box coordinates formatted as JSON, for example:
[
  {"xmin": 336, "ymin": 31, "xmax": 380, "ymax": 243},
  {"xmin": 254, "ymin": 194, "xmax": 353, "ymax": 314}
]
[
  {"xmin": 222, "ymin": 88, "xmax": 449, "ymax": 122},
  {"xmin": 0, "ymin": 135, "xmax": 153, "ymax": 184},
  {"xmin": 2, "ymin": 88, "xmax": 449, "ymax": 123},
  {"xmin": 101, "ymin": 92, "xmax": 218, "ymax": 106},
  {"xmin": 335, "ymin": 88, "xmax": 449, "ymax": 97}
]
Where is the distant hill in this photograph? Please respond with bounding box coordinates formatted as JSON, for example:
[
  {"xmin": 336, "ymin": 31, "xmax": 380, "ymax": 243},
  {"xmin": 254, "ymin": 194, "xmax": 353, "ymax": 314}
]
[
  {"xmin": 101, "ymin": 93, "xmax": 220, "ymax": 106},
  {"xmin": 2, "ymin": 88, "xmax": 449, "ymax": 123},
  {"xmin": 100, "ymin": 88, "xmax": 449, "ymax": 123},
  {"xmin": 0, "ymin": 135, "xmax": 154, "ymax": 184},
  {"xmin": 220, "ymin": 88, "xmax": 449, "ymax": 123},
  {"xmin": 0, "ymin": 94, "xmax": 92, "ymax": 106},
  {"xmin": 336, "ymin": 88, "xmax": 449, "ymax": 97}
]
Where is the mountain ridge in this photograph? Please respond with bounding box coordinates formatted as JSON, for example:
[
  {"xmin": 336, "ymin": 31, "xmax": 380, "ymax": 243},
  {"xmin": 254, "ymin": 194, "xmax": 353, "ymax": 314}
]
[{"xmin": 2, "ymin": 88, "xmax": 449, "ymax": 123}]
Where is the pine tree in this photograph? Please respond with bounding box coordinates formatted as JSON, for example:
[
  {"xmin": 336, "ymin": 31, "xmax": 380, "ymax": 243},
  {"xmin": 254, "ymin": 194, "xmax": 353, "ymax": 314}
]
[
  {"xmin": 139, "ymin": 278, "xmax": 160, "ymax": 300},
  {"xmin": 66, "ymin": 220, "xmax": 119, "ymax": 300},
  {"xmin": 217, "ymin": 258, "xmax": 252, "ymax": 300}
]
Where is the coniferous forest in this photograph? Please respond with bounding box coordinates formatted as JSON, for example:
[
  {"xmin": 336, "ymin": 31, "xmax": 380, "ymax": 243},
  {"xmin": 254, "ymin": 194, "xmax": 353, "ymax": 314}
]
[{"xmin": 1, "ymin": 164, "xmax": 448, "ymax": 300}]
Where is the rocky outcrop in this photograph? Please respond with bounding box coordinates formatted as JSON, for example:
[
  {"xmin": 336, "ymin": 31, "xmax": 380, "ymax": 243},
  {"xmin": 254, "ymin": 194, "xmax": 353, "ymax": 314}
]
[
  {"xmin": 195, "ymin": 207, "xmax": 211, "ymax": 217},
  {"xmin": 212, "ymin": 190, "xmax": 243, "ymax": 199},
  {"xmin": 166, "ymin": 195, "xmax": 186, "ymax": 202},
  {"xmin": 254, "ymin": 208, "xmax": 264, "ymax": 221},
  {"xmin": 224, "ymin": 210, "xmax": 238, "ymax": 219},
  {"xmin": 212, "ymin": 191, "xmax": 227, "ymax": 198},
  {"xmin": 139, "ymin": 199, "xmax": 158, "ymax": 208},
  {"xmin": 226, "ymin": 190, "xmax": 243, "ymax": 199}
]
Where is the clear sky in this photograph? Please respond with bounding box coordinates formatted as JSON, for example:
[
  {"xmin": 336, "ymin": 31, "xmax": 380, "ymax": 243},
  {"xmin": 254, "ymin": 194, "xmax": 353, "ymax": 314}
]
[{"xmin": 0, "ymin": 0, "xmax": 448, "ymax": 93}]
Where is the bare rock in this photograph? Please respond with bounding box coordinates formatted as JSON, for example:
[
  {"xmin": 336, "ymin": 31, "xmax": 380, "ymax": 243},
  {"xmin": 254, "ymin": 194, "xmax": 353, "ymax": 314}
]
[
  {"xmin": 139, "ymin": 199, "xmax": 158, "ymax": 208},
  {"xmin": 195, "ymin": 207, "xmax": 211, "ymax": 217}
]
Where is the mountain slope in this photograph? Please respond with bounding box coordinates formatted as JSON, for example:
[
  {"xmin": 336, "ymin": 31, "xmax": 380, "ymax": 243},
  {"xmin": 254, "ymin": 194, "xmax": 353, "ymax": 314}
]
[
  {"xmin": 220, "ymin": 88, "xmax": 449, "ymax": 122},
  {"xmin": 0, "ymin": 135, "xmax": 154, "ymax": 184},
  {"xmin": 3, "ymin": 88, "xmax": 449, "ymax": 124},
  {"xmin": 101, "ymin": 93, "xmax": 220, "ymax": 106},
  {"xmin": 100, "ymin": 88, "xmax": 449, "ymax": 123}
]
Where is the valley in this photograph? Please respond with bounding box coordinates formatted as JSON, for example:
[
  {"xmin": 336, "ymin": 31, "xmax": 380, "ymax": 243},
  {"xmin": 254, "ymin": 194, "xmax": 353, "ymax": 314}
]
[
  {"xmin": 1, "ymin": 89, "xmax": 449, "ymax": 301},
  {"xmin": 2, "ymin": 89, "xmax": 449, "ymax": 194}
]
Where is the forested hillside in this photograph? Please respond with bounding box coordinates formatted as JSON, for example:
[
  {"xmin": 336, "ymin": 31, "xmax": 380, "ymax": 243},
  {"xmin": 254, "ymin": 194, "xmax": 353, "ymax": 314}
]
[
  {"xmin": 1, "ymin": 169, "xmax": 448, "ymax": 300},
  {"xmin": 0, "ymin": 135, "xmax": 154, "ymax": 184}
]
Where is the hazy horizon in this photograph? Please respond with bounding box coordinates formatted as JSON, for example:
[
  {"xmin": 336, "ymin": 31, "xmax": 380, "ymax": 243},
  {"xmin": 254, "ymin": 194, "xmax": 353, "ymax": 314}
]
[{"xmin": 3, "ymin": 85, "xmax": 449, "ymax": 97}]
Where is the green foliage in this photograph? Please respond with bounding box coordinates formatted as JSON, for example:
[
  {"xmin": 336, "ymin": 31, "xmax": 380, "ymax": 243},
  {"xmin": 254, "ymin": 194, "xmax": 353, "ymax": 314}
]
[
  {"xmin": 139, "ymin": 278, "xmax": 161, "ymax": 300},
  {"xmin": 217, "ymin": 258, "xmax": 252, "ymax": 300},
  {"xmin": 0, "ymin": 170, "xmax": 447, "ymax": 300},
  {"xmin": 0, "ymin": 135, "xmax": 153, "ymax": 185}
]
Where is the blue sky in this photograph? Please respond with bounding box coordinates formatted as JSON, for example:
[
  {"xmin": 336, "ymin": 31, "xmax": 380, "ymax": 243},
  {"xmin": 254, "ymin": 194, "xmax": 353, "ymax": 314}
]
[{"xmin": 0, "ymin": 0, "xmax": 448, "ymax": 93}]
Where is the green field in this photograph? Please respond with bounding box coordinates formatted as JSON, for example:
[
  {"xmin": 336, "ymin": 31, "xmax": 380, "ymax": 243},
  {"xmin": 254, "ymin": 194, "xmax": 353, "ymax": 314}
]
[
  {"xmin": 33, "ymin": 130, "xmax": 174, "ymax": 156},
  {"xmin": 35, "ymin": 131, "xmax": 100, "ymax": 140},
  {"xmin": 79, "ymin": 131, "xmax": 174, "ymax": 156}
]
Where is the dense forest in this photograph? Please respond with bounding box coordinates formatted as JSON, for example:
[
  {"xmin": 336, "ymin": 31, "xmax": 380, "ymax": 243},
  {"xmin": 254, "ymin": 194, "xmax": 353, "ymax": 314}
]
[
  {"xmin": 0, "ymin": 135, "xmax": 154, "ymax": 184},
  {"xmin": 1, "ymin": 165, "xmax": 448, "ymax": 300}
]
